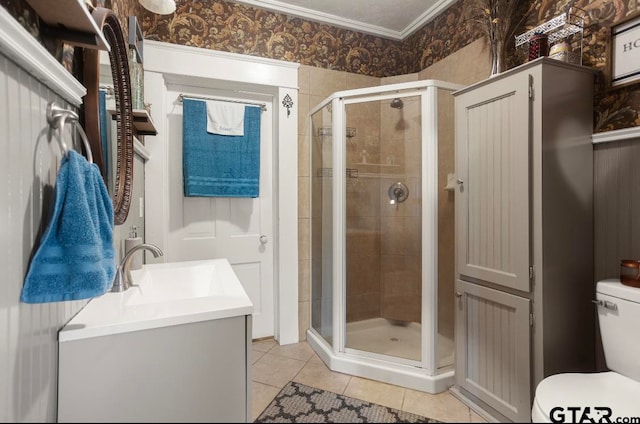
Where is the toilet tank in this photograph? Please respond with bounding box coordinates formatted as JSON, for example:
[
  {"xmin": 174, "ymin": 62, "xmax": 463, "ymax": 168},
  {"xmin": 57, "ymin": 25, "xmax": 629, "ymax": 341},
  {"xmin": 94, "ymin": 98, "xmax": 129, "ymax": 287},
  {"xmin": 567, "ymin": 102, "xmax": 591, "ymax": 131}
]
[{"xmin": 597, "ymin": 279, "xmax": 640, "ymax": 382}]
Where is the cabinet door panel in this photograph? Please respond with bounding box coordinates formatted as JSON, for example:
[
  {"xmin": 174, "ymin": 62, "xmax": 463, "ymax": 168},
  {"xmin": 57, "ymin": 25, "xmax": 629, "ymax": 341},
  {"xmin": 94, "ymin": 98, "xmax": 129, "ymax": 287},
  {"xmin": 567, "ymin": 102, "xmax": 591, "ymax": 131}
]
[
  {"xmin": 455, "ymin": 72, "xmax": 531, "ymax": 292},
  {"xmin": 455, "ymin": 280, "xmax": 531, "ymax": 422}
]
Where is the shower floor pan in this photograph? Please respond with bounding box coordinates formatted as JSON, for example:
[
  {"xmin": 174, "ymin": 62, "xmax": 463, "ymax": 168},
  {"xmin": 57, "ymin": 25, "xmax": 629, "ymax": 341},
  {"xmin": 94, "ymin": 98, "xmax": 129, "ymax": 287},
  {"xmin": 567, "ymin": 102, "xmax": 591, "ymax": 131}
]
[{"xmin": 346, "ymin": 317, "xmax": 454, "ymax": 369}]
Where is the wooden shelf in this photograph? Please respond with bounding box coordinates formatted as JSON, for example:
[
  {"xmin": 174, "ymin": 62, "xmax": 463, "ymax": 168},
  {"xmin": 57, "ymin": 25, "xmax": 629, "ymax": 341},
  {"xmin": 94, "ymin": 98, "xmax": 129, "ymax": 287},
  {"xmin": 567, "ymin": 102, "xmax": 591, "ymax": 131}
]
[
  {"xmin": 132, "ymin": 108, "xmax": 158, "ymax": 136},
  {"xmin": 25, "ymin": 0, "xmax": 109, "ymax": 50},
  {"xmin": 108, "ymin": 108, "xmax": 158, "ymax": 136}
]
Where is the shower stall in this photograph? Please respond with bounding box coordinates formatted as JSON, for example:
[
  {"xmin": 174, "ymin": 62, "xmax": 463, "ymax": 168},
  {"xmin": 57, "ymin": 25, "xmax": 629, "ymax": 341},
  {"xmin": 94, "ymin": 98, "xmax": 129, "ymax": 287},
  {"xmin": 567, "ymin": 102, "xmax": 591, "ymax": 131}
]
[{"xmin": 307, "ymin": 80, "xmax": 463, "ymax": 393}]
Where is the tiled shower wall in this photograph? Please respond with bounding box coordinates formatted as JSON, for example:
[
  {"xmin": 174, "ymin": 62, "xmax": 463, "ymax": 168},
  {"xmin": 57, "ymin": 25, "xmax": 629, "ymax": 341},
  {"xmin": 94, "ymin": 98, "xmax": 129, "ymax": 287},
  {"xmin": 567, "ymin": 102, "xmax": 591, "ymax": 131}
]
[
  {"xmin": 297, "ymin": 65, "xmax": 379, "ymax": 340},
  {"xmin": 298, "ymin": 39, "xmax": 492, "ymax": 339},
  {"xmin": 416, "ymin": 38, "xmax": 491, "ymax": 347},
  {"xmin": 344, "ymin": 99, "xmax": 383, "ymax": 323},
  {"xmin": 0, "ymin": 54, "xmax": 88, "ymax": 423},
  {"xmin": 378, "ymin": 95, "xmax": 422, "ymax": 323}
]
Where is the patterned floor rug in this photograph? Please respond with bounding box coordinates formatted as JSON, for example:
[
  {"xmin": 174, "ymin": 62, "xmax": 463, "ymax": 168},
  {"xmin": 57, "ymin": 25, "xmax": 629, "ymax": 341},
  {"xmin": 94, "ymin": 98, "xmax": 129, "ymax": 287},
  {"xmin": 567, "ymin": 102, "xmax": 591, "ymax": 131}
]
[{"xmin": 255, "ymin": 381, "xmax": 441, "ymax": 423}]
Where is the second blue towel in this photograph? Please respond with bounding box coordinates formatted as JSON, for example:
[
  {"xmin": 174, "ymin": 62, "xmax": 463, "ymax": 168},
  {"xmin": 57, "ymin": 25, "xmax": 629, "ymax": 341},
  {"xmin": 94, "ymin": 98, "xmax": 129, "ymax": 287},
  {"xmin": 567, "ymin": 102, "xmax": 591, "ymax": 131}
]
[{"xmin": 182, "ymin": 99, "xmax": 261, "ymax": 197}]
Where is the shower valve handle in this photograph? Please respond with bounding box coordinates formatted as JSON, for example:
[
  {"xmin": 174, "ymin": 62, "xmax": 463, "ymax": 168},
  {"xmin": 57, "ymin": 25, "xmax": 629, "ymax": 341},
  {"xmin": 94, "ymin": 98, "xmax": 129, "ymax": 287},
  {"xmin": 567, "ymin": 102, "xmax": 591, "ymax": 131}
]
[{"xmin": 388, "ymin": 182, "xmax": 409, "ymax": 205}]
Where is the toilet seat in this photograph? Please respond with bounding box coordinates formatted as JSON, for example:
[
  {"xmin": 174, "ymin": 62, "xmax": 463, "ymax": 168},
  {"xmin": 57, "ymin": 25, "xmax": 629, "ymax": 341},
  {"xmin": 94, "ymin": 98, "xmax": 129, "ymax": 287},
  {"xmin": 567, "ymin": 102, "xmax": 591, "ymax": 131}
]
[{"xmin": 532, "ymin": 372, "xmax": 640, "ymax": 422}]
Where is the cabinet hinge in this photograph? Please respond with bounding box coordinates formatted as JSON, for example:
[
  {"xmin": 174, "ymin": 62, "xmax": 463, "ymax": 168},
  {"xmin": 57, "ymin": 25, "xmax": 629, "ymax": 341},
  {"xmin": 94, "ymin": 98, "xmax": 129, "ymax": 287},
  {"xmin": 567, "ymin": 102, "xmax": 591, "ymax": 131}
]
[
  {"xmin": 529, "ymin": 266, "xmax": 534, "ymax": 280},
  {"xmin": 529, "ymin": 313, "xmax": 534, "ymax": 327}
]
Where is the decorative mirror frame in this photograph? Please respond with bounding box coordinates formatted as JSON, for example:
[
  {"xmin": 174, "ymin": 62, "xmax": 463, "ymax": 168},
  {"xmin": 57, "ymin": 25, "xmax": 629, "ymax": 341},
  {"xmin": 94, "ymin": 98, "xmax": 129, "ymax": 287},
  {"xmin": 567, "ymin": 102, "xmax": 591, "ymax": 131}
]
[{"xmin": 83, "ymin": 7, "xmax": 134, "ymax": 225}]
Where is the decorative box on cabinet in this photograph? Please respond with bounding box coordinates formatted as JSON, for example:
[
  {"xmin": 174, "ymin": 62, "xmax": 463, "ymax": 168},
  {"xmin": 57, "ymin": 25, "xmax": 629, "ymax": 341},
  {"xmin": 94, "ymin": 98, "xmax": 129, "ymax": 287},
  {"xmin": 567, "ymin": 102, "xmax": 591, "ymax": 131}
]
[{"xmin": 452, "ymin": 57, "xmax": 596, "ymax": 422}]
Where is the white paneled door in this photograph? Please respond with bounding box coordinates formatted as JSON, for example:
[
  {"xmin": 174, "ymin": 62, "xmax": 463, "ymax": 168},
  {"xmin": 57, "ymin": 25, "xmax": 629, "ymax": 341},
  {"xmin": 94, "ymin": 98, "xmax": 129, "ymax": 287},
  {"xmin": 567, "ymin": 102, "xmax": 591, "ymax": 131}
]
[{"xmin": 164, "ymin": 85, "xmax": 274, "ymax": 339}]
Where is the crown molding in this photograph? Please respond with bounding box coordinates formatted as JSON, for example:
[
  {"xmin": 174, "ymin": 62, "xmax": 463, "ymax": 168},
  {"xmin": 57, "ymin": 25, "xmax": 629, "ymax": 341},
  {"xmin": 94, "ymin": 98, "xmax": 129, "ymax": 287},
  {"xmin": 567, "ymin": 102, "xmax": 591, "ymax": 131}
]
[
  {"xmin": 400, "ymin": 0, "xmax": 458, "ymax": 39},
  {"xmin": 232, "ymin": 0, "xmax": 457, "ymax": 41}
]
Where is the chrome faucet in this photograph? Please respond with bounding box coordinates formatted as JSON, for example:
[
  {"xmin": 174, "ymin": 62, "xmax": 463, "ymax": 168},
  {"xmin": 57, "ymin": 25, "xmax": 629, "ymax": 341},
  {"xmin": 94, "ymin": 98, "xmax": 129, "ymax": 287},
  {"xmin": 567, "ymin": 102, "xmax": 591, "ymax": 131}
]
[{"xmin": 110, "ymin": 243, "xmax": 164, "ymax": 292}]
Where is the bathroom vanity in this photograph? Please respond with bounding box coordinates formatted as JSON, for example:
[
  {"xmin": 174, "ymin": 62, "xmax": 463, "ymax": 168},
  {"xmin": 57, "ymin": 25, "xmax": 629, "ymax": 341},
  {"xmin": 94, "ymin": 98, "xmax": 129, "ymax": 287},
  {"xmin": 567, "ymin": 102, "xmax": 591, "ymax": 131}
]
[{"xmin": 57, "ymin": 259, "xmax": 253, "ymax": 422}]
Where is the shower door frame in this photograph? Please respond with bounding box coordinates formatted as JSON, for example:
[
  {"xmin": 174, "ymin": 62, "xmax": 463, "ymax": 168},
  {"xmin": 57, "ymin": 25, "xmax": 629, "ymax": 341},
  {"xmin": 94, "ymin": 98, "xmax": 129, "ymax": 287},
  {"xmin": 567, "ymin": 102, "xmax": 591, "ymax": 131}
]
[
  {"xmin": 332, "ymin": 82, "xmax": 439, "ymax": 375},
  {"xmin": 308, "ymin": 80, "xmax": 463, "ymax": 393}
]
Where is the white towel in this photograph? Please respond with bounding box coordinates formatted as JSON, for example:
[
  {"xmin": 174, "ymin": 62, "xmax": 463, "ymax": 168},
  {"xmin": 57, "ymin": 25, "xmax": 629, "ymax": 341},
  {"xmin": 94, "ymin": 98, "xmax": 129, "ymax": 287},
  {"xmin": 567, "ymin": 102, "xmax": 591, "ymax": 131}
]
[{"xmin": 205, "ymin": 100, "xmax": 245, "ymax": 136}]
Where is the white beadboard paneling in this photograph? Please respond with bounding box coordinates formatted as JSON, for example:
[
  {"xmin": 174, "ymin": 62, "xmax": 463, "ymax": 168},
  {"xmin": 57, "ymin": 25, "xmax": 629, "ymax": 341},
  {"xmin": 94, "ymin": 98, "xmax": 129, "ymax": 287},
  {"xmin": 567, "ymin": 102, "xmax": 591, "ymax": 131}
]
[
  {"xmin": 0, "ymin": 53, "xmax": 88, "ymax": 423},
  {"xmin": 0, "ymin": 8, "xmax": 95, "ymax": 422},
  {"xmin": 0, "ymin": 55, "xmax": 11, "ymax": 424},
  {"xmin": 594, "ymin": 138, "xmax": 640, "ymax": 282}
]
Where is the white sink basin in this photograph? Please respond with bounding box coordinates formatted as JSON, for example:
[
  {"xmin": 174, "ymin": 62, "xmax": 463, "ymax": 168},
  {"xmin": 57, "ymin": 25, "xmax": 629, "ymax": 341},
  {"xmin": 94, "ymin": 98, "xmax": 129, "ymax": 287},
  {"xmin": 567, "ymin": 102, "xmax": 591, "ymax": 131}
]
[
  {"xmin": 58, "ymin": 258, "xmax": 253, "ymax": 342},
  {"xmin": 127, "ymin": 260, "xmax": 240, "ymax": 305}
]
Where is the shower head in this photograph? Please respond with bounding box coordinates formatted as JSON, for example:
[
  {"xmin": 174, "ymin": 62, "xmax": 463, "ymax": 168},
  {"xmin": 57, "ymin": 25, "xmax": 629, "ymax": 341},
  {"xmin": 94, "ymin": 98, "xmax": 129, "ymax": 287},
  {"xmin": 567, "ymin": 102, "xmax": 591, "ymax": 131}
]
[{"xmin": 390, "ymin": 98, "xmax": 404, "ymax": 109}]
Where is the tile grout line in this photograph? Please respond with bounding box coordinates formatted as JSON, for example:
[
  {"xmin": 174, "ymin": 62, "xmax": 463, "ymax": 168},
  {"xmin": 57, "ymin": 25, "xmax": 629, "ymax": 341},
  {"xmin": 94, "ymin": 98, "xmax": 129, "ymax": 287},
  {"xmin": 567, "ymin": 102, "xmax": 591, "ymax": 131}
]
[
  {"xmin": 400, "ymin": 389, "xmax": 407, "ymax": 412},
  {"xmin": 341, "ymin": 376, "xmax": 352, "ymax": 395},
  {"xmin": 255, "ymin": 380, "xmax": 284, "ymax": 391}
]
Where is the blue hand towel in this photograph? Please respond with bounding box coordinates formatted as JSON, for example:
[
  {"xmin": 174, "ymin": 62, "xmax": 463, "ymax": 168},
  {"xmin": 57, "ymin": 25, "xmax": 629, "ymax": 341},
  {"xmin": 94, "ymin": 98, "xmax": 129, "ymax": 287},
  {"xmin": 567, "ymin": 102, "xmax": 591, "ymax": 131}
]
[
  {"xmin": 20, "ymin": 150, "xmax": 116, "ymax": 303},
  {"xmin": 182, "ymin": 99, "xmax": 260, "ymax": 197}
]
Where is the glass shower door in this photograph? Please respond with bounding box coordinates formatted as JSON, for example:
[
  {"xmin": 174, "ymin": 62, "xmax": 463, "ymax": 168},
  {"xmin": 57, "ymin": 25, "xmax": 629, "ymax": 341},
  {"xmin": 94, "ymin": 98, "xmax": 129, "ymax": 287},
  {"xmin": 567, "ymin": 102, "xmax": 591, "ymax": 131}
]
[{"xmin": 343, "ymin": 95, "xmax": 422, "ymax": 362}]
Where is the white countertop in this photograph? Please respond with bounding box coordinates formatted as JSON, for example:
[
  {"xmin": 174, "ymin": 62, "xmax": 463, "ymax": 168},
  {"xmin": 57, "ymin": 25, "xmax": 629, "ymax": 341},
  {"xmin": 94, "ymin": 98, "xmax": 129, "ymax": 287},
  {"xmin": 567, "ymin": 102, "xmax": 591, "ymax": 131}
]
[{"xmin": 59, "ymin": 258, "xmax": 254, "ymax": 342}]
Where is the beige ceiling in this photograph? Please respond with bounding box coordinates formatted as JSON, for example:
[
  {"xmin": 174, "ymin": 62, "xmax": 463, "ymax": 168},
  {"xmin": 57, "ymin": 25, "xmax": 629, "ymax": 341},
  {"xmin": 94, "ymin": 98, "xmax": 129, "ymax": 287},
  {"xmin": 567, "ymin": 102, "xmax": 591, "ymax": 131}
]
[{"xmin": 229, "ymin": 0, "xmax": 459, "ymax": 40}]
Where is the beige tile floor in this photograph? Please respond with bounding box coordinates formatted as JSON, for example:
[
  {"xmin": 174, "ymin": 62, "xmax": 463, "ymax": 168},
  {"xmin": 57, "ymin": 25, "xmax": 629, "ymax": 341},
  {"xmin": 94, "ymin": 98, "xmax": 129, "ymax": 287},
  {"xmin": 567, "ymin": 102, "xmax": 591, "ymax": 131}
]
[{"xmin": 251, "ymin": 339, "xmax": 487, "ymax": 423}]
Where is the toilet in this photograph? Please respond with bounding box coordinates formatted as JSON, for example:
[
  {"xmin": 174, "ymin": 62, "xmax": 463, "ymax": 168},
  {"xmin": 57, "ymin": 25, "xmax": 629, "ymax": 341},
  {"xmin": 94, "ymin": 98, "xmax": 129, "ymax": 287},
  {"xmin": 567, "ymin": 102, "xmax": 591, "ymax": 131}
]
[{"xmin": 532, "ymin": 279, "xmax": 640, "ymax": 422}]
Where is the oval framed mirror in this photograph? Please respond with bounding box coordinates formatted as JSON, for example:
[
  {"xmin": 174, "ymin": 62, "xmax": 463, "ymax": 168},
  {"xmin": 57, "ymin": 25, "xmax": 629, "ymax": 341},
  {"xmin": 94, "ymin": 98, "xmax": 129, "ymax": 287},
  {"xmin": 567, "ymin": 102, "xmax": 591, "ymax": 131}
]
[{"xmin": 83, "ymin": 7, "xmax": 134, "ymax": 225}]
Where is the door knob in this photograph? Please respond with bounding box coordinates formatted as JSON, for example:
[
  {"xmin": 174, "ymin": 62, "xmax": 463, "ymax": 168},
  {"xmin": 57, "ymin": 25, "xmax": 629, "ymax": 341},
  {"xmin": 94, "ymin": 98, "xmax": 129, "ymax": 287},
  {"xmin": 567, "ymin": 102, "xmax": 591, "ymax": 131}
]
[{"xmin": 260, "ymin": 235, "xmax": 268, "ymax": 244}]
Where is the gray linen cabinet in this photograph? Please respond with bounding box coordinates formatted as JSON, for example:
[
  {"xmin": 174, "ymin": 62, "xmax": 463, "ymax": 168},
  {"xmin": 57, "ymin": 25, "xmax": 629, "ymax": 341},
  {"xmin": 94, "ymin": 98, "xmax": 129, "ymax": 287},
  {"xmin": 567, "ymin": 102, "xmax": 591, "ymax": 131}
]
[{"xmin": 452, "ymin": 57, "xmax": 596, "ymax": 422}]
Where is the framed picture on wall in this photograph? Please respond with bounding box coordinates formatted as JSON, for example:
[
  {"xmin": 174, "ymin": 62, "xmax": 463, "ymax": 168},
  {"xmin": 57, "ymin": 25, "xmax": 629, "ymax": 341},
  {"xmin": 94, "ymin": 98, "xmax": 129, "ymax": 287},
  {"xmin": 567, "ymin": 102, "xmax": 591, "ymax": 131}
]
[
  {"xmin": 128, "ymin": 15, "xmax": 143, "ymax": 63},
  {"xmin": 607, "ymin": 12, "xmax": 640, "ymax": 89}
]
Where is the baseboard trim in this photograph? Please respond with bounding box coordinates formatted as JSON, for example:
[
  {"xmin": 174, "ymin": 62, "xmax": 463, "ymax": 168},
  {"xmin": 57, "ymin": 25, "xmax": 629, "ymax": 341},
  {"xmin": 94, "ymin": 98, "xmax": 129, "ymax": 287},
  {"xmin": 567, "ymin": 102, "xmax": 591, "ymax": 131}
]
[{"xmin": 449, "ymin": 385, "xmax": 507, "ymax": 423}]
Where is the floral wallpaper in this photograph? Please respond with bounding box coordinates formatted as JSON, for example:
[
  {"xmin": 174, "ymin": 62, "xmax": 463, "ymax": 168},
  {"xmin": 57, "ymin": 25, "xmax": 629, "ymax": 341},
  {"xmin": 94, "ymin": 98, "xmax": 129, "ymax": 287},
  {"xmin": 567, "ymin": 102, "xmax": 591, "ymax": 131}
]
[
  {"xmin": 141, "ymin": 0, "xmax": 640, "ymax": 132},
  {"xmin": 552, "ymin": 0, "xmax": 640, "ymax": 132},
  {"xmin": 403, "ymin": 0, "xmax": 483, "ymax": 72},
  {"xmin": 2, "ymin": 0, "xmax": 640, "ymax": 131},
  {"xmin": 141, "ymin": 0, "xmax": 414, "ymax": 76}
]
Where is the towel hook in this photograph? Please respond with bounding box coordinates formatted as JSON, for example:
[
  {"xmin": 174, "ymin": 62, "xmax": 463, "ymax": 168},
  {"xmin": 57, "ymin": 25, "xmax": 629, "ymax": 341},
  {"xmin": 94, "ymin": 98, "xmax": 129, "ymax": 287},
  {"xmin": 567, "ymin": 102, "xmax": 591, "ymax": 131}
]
[{"xmin": 46, "ymin": 102, "xmax": 93, "ymax": 164}]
